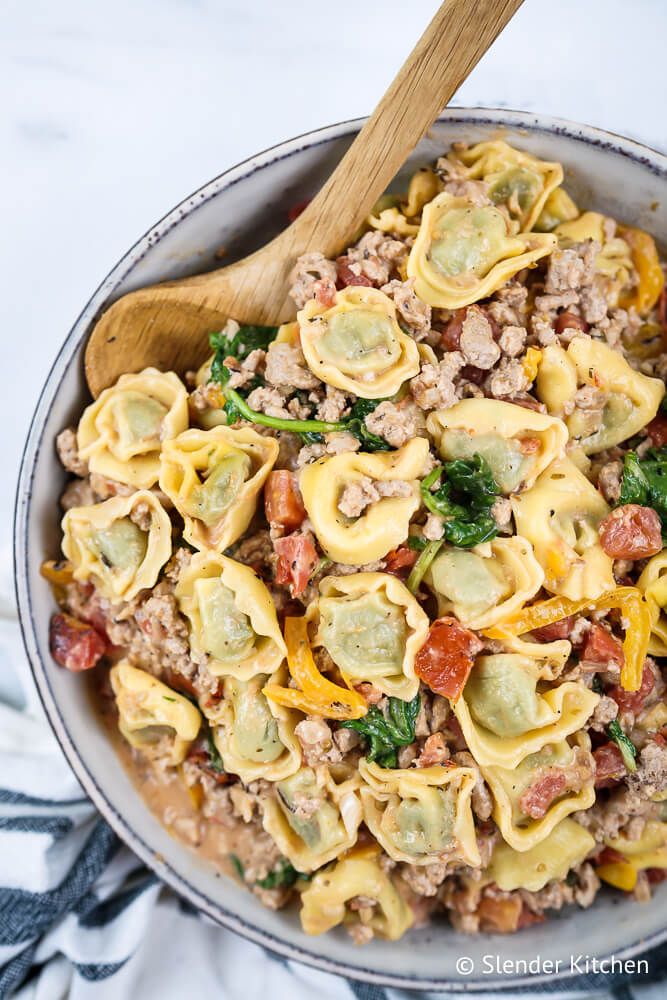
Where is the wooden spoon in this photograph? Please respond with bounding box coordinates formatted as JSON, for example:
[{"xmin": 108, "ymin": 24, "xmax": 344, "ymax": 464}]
[{"xmin": 85, "ymin": 0, "xmax": 524, "ymax": 396}]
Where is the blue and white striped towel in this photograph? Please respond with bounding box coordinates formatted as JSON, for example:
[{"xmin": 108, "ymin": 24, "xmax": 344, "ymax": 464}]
[{"xmin": 2, "ymin": 583, "xmax": 666, "ymax": 1000}]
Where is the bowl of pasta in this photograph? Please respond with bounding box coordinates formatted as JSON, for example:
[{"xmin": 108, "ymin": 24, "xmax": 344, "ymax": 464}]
[{"xmin": 15, "ymin": 108, "xmax": 667, "ymax": 991}]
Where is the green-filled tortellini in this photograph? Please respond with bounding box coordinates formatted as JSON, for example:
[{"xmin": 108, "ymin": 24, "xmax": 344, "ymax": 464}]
[
  {"xmin": 427, "ymin": 399, "xmax": 567, "ymax": 494},
  {"xmin": 407, "ymin": 191, "xmax": 556, "ymax": 309},
  {"xmin": 306, "ymin": 572, "xmax": 429, "ymax": 700},
  {"xmin": 62, "ymin": 491, "xmax": 172, "ymax": 601},
  {"xmin": 481, "ymin": 738, "xmax": 596, "ymax": 851},
  {"xmin": 299, "ymin": 848, "xmax": 414, "ymax": 939},
  {"xmin": 488, "ymin": 630, "xmax": 573, "ymax": 681},
  {"xmin": 159, "ymin": 426, "xmax": 278, "ymax": 551},
  {"xmin": 536, "ymin": 337, "xmax": 664, "ymax": 454},
  {"xmin": 637, "ymin": 552, "xmax": 667, "ymax": 656},
  {"xmin": 447, "ymin": 140, "xmax": 563, "ymax": 231},
  {"xmin": 454, "ymin": 653, "xmax": 599, "ymax": 769},
  {"xmin": 298, "ymin": 287, "xmax": 420, "ymax": 398},
  {"xmin": 175, "ymin": 551, "xmax": 286, "ymax": 679},
  {"xmin": 426, "ymin": 536, "xmax": 544, "ymax": 630},
  {"xmin": 299, "ymin": 438, "xmax": 429, "ymax": 565},
  {"xmin": 358, "ymin": 758, "xmax": 480, "ymax": 867},
  {"xmin": 511, "ymin": 457, "xmax": 615, "ymax": 600},
  {"xmin": 77, "ymin": 368, "xmax": 189, "ymax": 488},
  {"xmin": 207, "ymin": 666, "xmax": 301, "ymax": 783},
  {"xmin": 486, "ymin": 818, "xmax": 595, "ymax": 891},
  {"xmin": 110, "ymin": 660, "xmax": 201, "ymax": 765},
  {"xmin": 262, "ymin": 766, "xmax": 362, "ymax": 872}
]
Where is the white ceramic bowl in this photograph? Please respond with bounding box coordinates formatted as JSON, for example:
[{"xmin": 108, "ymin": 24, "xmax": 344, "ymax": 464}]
[{"xmin": 15, "ymin": 109, "xmax": 667, "ymax": 992}]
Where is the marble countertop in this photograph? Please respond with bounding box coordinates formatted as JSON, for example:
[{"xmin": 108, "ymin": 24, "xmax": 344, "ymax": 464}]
[{"xmin": 3, "ymin": 0, "xmax": 666, "ymax": 600}]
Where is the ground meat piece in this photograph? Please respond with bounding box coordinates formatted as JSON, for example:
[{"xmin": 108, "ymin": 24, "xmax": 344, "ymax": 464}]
[
  {"xmin": 487, "ymin": 283, "xmax": 528, "ymax": 327},
  {"xmin": 342, "ymin": 232, "xmax": 409, "ymax": 286},
  {"xmin": 89, "ymin": 473, "xmax": 135, "ymax": 499},
  {"xmin": 56, "ymin": 427, "xmax": 88, "ymax": 477},
  {"xmin": 485, "ymin": 359, "xmax": 528, "ymax": 398},
  {"xmin": 459, "ymin": 306, "xmax": 500, "ymax": 369},
  {"xmin": 531, "ymin": 312, "xmax": 557, "ymax": 345},
  {"xmin": 364, "ymin": 399, "xmax": 426, "ymax": 448},
  {"xmin": 337, "ymin": 477, "xmax": 411, "ymax": 518},
  {"xmin": 490, "ymin": 497, "xmax": 512, "ymax": 531},
  {"xmin": 545, "ymin": 242, "xmax": 598, "ymax": 294},
  {"xmin": 294, "ymin": 717, "xmax": 343, "ymax": 766},
  {"xmin": 264, "ymin": 342, "xmax": 319, "ymax": 390},
  {"xmin": 599, "ymin": 504, "xmax": 663, "ymax": 560},
  {"xmin": 415, "ymin": 732, "xmax": 449, "ymax": 767},
  {"xmin": 289, "ymin": 252, "xmax": 337, "ymax": 308},
  {"xmin": 443, "ymin": 178, "xmax": 490, "ymax": 204},
  {"xmin": 225, "ymin": 348, "xmax": 265, "ymax": 390},
  {"xmin": 316, "ymin": 386, "xmax": 350, "ymax": 423},
  {"xmin": 400, "ymin": 861, "xmax": 450, "ymax": 897},
  {"xmin": 579, "ymin": 282, "xmax": 608, "ymax": 325},
  {"xmin": 534, "ymin": 290, "xmax": 580, "ymax": 314},
  {"xmin": 588, "ymin": 695, "xmax": 619, "ymax": 732},
  {"xmin": 323, "ymin": 431, "xmax": 360, "ymax": 455},
  {"xmin": 332, "ymin": 727, "xmax": 360, "ymax": 753},
  {"xmin": 630, "ymin": 741, "xmax": 667, "ymax": 798},
  {"xmin": 296, "ymin": 442, "xmax": 326, "ymax": 466},
  {"xmin": 423, "ymin": 512, "xmax": 445, "ymax": 541},
  {"xmin": 454, "ymin": 751, "xmax": 493, "ymax": 821},
  {"xmin": 60, "ymin": 477, "xmax": 96, "ymax": 510},
  {"xmin": 381, "ymin": 278, "xmax": 431, "ymax": 338},
  {"xmin": 410, "ymin": 353, "xmax": 464, "ymax": 410},
  {"xmin": 245, "ymin": 386, "xmax": 290, "ymax": 418},
  {"xmin": 498, "ymin": 325, "xmax": 527, "ymax": 357},
  {"xmin": 597, "ymin": 460, "xmax": 623, "ymax": 504}
]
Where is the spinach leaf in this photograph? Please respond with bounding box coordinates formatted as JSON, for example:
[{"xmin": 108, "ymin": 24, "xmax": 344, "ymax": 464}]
[
  {"xmin": 341, "ymin": 694, "xmax": 420, "ymax": 768},
  {"xmin": 210, "ymin": 324, "xmax": 278, "ymax": 363},
  {"xmin": 255, "ymin": 857, "xmax": 304, "ymax": 890},
  {"xmin": 619, "ymin": 449, "xmax": 667, "ymax": 534},
  {"xmin": 607, "ymin": 719, "xmax": 638, "ymax": 773},
  {"xmin": 420, "ymin": 455, "xmax": 500, "ymax": 548},
  {"xmin": 229, "ymin": 854, "xmax": 245, "ymax": 880},
  {"xmin": 342, "ymin": 398, "xmax": 392, "ymax": 452},
  {"xmin": 205, "ymin": 727, "xmax": 226, "ymax": 774},
  {"xmin": 407, "ymin": 535, "xmax": 428, "ymax": 552},
  {"xmin": 406, "ymin": 538, "xmax": 444, "ymax": 593}
]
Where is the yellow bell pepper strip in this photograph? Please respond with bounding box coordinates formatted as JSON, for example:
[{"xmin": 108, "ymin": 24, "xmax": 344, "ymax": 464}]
[
  {"xmin": 263, "ymin": 617, "xmax": 368, "ymax": 721},
  {"xmin": 484, "ymin": 586, "xmax": 650, "ymax": 693},
  {"xmin": 595, "ymin": 861, "xmax": 638, "ymax": 892},
  {"xmin": 521, "ymin": 347, "xmax": 542, "ymax": 383},
  {"xmin": 40, "ymin": 559, "xmax": 74, "ymax": 587},
  {"xmin": 618, "ymin": 226, "xmax": 665, "ymax": 315}
]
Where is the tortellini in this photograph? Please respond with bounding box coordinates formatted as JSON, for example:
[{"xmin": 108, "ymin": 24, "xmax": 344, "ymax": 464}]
[
  {"xmin": 175, "ymin": 551, "xmax": 286, "ymax": 679},
  {"xmin": 637, "ymin": 552, "xmax": 667, "ymax": 656},
  {"xmin": 486, "ymin": 818, "xmax": 595, "ymax": 891},
  {"xmin": 159, "ymin": 426, "xmax": 278, "ymax": 551},
  {"xmin": 306, "ymin": 572, "xmax": 429, "ymax": 700},
  {"xmin": 454, "ymin": 653, "xmax": 598, "ymax": 769},
  {"xmin": 427, "ymin": 399, "xmax": 568, "ymax": 494},
  {"xmin": 534, "ymin": 186, "xmax": 579, "ymax": 233},
  {"xmin": 62, "ymin": 491, "xmax": 172, "ymax": 601},
  {"xmin": 262, "ymin": 766, "xmax": 362, "ymax": 872},
  {"xmin": 208, "ymin": 666, "xmax": 301, "ymax": 783},
  {"xmin": 407, "ymin": 191, "xmax": 556, "ymax": 309},
  {"xmin": 358, "ymin": 758, "xmax": 480, "ymax": 867},
  {"xmin": 77, "ymin": 369, "xmax": 189, "ymax": 488},
  {"xmin": 536, "ymin": 337, "xmax": 664, "ymax": 454},
  {"xmin": 110, "ymin": 660, "xmax": 201, "ymax": 765},
  {"xmin": 603, "ymin": 821, "xmax": 667, "ymax": 875},
  {"xmin": 299, "ymin": 849, "xmax": 414, "ymax": 939},
  {"xmin": 447, "ymin": 140, "xmax": 563, "ymax": 232},
  {"xmin": 426, "ymin": 536, "xmax": 544, "ymax": 630},
  {"xmin": 511, "ymin": 457, "xmax": 615, "ymax": 600},
  {"xmin": 481, "ymin": 739, "xmax": 595, "ymax": 851},
  {"xmin": 299, "ymin": 438, "xmax": 429, "ymax": 564},
  {"xmin": 297, "ymin": 287, "xmax": 420, "ymax": 398},
  {"xmin": 368, "ymin": 168, "xmax": 442, "ymax": 237}
]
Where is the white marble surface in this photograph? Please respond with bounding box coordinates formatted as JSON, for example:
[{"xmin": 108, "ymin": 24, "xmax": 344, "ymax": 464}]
[{"xmin": 3, "ymin": 0, "xmax": 666, "ymax": 611}]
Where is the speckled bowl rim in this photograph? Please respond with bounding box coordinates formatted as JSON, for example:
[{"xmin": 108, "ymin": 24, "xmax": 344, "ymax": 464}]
[{"xmin": 14, "ymin": 109, "xmax": 667, "ymax": 992}]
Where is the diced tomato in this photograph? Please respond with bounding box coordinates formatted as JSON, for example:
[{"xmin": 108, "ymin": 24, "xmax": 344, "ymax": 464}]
[
  {"xmin": 530, "ymin": 616, "xmax": 576, "ymax": 643},
  {"xmin": 647, "ymin": 868, "xmax": 667, "ymax": 885},
  {"xmin": 162, "ymin": 667, "xmax": 199, "ymax": 700},
  {"xmin": 336, "ymin": 257, "xmax": 374, "ymax": 289},
  {"xmin": 580, "ymin": 623, "xmax": 624, "ymax": 668},
  {"xmin": 647, "ymin": 413, "xmax": 667, "ymax": 448},
  {"xmin": 554, "ymin": 311, "xmax": 589, "ymax": 335},
  {"xmin": 654, "ymin": 732, "xmax": 667, "ymax": 747},
  {"xmin": 49, "ymin": 613, "xmax": 107, "ymax": 672},
  {"xmin": 314, "ymin": 279, "xmax": 337, "ymax": 308},
  {"xmin": 519, "ymin": 771, "xmax": 568, "ymax": 819},
  {"xmin": 414, "ymin": 617, "xmax": 483, "ymax": 701},
  {"xmin": 517, "ymin": 905, "xmax": 546, "ymax": 930},
  {"xmin": 264, "ymin": 471, "xmax": 306, "ymax": 531},
  {"xmin": 287, "ymin": 198, "xmax": 311, "ymax": 223},
  {"xmin": 609, "ymin": 662, "xmax": 655, "ymax": 714},
  {"xmin": 597, "ymin": 846, "xmax": 626, "ymax": 864},
  {"xmin": 517, "ymin": 436, "xmax": 541, "ymax": 455},
  {"xmin": 593, "ymin": 742, "xmax": 627, "ymax": 788},
  {"xmin": 354, "ymin": 682, "xmax": 384, "ymax": 706},
  {"xmin": 274, "ymin": 533, "xmax": 319, "ymax": 597},
  {"xmin": 477, "ymin": 895, "xmax": 523, "ymax": 933},
  {"xmin": 659, "ymin": 287, "xmax": 667, "ymax": 335},
  {"xmin": 384, "ymin": 545, "xmax": 419, "ymax": 577},
  {"xmin": 460, "ymin": 364, "xmax": 486, "ymax": 386},
  {"xmin": 439, "ymin": 308, "xmax": 467, "ymax": 351},
  {"xmin": 598, "ymin": 504, "xmax": 663, "ymax": 560}
]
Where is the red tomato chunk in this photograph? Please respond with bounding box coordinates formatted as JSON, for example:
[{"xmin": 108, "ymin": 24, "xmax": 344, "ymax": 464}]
[
  {"xmin": 49, "ymin": 613, "xmax": 107, "ymax": 671},
  {"xmin": 274, "ymin": 533, "xmax": 319, "ymax": 597},
  {"xmin": 598, "ymin": 504, "xmax": 663, "ymax": 560},
  {"xmin": 593, "ymin": 742, "xmax": 627, "ymax": 788},
  {"xmin": 519, "ymin": 771, "xmax": 568, "ymax": 819},
  {"xmin": 580, "ymin": 623, "xmax": 624, "ymax": 668},
  {"xmin": 264, "ymin": 471, "xmax": 306, "ymax": 531},
  {"xmin": 414, "ymin": 616, "xmax": 483, "ymax": 701},
  {"xmin": 609, "ymin": 663, "xmax": 655, "ymax": 714}
]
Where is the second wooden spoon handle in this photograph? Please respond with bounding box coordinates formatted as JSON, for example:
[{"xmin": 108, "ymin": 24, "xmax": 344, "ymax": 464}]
[{"xmin": 288, "ymin": 0, "xmax": 524, "ymax": 257}]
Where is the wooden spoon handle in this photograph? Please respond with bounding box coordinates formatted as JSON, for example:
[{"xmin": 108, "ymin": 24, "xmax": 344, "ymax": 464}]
[{"xmin": 286, "ymin": 0, "xmax": 525, "ymax": 258}]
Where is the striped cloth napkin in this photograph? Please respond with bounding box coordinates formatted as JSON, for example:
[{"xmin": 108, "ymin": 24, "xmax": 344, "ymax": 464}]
[{"xmin": 2, "ymin": 585, "xmax": 666, "ymax": 1000}]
